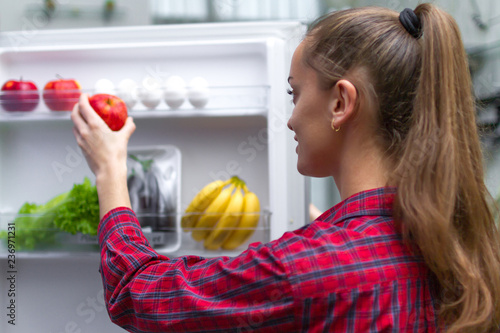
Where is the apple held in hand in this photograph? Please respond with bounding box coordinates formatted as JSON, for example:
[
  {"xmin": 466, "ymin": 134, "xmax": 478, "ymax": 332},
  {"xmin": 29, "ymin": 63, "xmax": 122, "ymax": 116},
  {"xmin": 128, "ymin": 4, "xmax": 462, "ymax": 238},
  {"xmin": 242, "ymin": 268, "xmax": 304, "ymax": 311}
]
[
  {"xmin": 89, "ymin": 94, "xmax": 128, "ymax": 131},
  {"xmin": 0, "ymin": 78, "xmax": 39, "ymax": 112},
  {"xmin": 43, "ymin": 77, "xmax": 81, "ymax": 111}
]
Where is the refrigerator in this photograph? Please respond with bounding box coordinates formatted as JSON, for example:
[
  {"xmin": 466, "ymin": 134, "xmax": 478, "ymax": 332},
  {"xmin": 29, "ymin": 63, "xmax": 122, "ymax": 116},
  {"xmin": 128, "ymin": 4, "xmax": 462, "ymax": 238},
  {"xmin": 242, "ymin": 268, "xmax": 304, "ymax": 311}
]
[{"xmin": 0, "ymin": 21, "xmax": 308, "ymax": 332}]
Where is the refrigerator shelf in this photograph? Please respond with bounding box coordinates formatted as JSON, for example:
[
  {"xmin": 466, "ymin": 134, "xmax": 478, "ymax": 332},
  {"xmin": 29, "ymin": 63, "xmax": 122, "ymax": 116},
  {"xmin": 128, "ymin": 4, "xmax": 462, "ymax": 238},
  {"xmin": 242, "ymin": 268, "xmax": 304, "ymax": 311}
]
[
  {"xmin": 0, "ymin": 210, "xmax": 271, "ymax": 256},
  {"xmin": 0, "ymin": 85, "xmax": 269, "ymax": 120},
  {"xmin": 0, "ymin": 107, "xmax": 268, "ymax": 122}
]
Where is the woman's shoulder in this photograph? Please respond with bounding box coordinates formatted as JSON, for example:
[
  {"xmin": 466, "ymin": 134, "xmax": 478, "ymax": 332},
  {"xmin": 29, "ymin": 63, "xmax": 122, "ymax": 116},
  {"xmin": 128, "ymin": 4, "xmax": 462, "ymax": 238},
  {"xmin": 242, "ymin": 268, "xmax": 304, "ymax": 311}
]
[
  {"xmin": 271, "ymin": 188, "xmax": 427, "ymax": 292},
  {"xmin": 274, "ymin": 212, "xmax": 405, "ymax": 264},
  {"xmin": 280, "ymin": 186, "xmax": 401, "ymax": 247}
]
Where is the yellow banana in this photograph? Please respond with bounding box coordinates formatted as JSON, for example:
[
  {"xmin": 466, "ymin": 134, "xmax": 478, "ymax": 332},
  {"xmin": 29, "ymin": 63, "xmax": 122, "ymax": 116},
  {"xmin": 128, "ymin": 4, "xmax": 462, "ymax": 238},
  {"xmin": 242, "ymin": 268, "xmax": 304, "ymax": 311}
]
[
  {"xmin": 181, "ymin": 179, "xmax": 229, "ymax": 230},
  {"xmin": 221, "ymin": 189, "xmax": 260, "ymax": 250},
  {"xmin": 204, "ymin": 186, "xmax": 244, "ymax": 250},
  {"xmin": 191, "ymin": 184, "xmax": 235, "ymax": 242}
]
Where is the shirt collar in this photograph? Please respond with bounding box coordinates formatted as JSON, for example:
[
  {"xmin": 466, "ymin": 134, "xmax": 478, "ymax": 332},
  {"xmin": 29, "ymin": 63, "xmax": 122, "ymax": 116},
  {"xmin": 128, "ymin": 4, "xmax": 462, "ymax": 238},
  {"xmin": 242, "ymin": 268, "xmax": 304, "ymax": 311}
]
[{"xmin": 316, "ymin": 187, "xmax": 396, "ymax": 225}]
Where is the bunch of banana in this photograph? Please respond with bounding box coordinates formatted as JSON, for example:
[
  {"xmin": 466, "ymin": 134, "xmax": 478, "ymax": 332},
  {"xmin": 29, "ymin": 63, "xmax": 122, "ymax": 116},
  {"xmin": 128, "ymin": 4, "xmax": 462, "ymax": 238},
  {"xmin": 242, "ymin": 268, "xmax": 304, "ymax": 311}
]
[{"xmin": 182, "ymin": 176, "xmax": 261, "ymax": 250}]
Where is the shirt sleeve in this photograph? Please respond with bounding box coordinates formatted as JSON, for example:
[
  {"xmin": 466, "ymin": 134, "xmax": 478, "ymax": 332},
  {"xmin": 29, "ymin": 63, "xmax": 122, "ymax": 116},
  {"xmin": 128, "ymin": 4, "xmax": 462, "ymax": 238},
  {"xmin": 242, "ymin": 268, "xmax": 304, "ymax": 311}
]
[{"xmin": 98, "ymin": 207, "xmax": 296, "ymax": 333}]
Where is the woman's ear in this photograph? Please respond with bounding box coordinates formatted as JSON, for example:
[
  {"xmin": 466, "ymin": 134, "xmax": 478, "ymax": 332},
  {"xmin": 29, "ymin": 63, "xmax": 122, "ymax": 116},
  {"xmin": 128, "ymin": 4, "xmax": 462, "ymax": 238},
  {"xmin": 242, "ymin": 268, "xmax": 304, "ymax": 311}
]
[{"xmin": 330, "ymin": 79, "xmax": 358, "ymax": 129}]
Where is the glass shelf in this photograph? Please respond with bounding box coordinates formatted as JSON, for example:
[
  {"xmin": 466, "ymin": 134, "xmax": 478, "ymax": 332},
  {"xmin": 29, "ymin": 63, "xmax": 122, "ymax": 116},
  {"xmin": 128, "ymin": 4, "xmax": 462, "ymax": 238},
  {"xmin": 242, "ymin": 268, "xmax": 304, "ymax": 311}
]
[
  {"xmin": 0, "ymin": 86, "xmax": 269, "ymax": 122},
  {"xmin": 0, "ymin": 211, "xmax": 271, "ymax": 257}
]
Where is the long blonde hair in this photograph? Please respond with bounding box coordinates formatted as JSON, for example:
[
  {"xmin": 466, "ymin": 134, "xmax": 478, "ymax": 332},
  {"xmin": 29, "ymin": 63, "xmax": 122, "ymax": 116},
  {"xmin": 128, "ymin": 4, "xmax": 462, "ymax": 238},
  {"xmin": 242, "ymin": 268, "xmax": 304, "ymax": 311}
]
[{"xmin": 305, "ymin": 4, "xmax": 500, "ymax": 332}]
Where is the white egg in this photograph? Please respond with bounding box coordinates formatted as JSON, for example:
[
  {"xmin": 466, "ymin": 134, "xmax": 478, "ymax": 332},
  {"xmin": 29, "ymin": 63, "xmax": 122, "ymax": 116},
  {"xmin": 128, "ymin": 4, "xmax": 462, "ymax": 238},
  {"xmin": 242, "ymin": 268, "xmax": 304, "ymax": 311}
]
[
  {"xmin": 94, "ymin": 78, "xmax": 115, "ymax": 94},
  {"xmin": 164, "ymin": 90, "xmax": 186, "ymax": 109},
  {"xmin": 164, "ymin": 75, "xmax": 186, "ymax": 110},
  {"xmin": 139, "ymin": 88, "xmax": 162, "ymax": 109},
  {"xmin": 188, "ymin": 77, "xmax": 210, "ymax": 109},
  {"xmin": 116, "ymin": 78, "xmax": 138, "ymax": 110},
  {"xmin": 139, "ymin": 76, "xmax": 163, "ymax": 109}
]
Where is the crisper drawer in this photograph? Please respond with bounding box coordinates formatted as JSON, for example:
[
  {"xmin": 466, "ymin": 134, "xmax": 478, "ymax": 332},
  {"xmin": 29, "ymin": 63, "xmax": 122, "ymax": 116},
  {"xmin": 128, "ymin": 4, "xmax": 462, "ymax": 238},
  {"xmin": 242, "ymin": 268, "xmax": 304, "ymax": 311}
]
[{"xmin": 0, "ymin": 144, "xmax": 184, "ymax": 254}]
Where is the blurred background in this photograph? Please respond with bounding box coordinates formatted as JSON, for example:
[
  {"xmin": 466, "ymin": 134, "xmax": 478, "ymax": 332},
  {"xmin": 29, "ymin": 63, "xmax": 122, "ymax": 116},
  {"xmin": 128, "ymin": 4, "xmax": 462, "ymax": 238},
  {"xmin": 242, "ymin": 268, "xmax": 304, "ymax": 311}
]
[{"xmin": 1, "ymin": 0, "xmax": 499, "ymax": 213}]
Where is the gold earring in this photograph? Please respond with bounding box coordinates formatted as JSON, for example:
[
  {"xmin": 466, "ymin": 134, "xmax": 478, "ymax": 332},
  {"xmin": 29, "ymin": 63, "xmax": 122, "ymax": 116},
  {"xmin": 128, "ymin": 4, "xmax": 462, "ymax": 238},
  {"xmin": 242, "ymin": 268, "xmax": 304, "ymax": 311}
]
[{"xmin": 332, "ymin": 120, "xmax": 340, "ymax": 132}]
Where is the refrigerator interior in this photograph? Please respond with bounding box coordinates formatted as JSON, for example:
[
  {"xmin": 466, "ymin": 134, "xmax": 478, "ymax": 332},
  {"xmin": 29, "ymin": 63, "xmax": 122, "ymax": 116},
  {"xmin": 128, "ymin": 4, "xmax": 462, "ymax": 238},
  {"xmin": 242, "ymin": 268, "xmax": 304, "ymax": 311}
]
[{"xmin": 0, "ymin": 22, "xmax": 306, "ymax": 332}]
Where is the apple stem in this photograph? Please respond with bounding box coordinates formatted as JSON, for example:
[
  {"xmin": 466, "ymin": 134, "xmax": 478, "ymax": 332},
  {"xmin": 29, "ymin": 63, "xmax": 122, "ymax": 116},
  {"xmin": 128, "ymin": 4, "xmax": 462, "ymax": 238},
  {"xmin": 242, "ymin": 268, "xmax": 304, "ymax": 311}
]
[{"xmin": 56, "ymin": 74, "xmax": 64, "ymax": 80}]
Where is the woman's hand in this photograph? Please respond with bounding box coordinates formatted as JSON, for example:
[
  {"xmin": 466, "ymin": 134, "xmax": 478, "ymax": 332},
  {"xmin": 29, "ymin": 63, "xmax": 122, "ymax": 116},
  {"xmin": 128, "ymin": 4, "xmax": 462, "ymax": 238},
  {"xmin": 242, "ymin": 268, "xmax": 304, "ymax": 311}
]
[
  {"xmin": 71, "ymin": 93, "xmax": 135, "ymax": 177},
  {"xmin": 71, "ymin": 93, "xmax": 136, "ymax": 218}
]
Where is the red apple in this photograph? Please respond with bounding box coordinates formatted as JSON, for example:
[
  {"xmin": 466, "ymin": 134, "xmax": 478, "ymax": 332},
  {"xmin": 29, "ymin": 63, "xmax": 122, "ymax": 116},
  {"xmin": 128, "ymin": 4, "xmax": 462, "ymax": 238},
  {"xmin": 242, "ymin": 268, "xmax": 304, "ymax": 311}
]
[
  {"xmin": 0, "ymin": 78, "xmax": 40, "ymax": 112},
  {"xmin": 43, "ymin": 77, "xmax": 81, "ymax": 111},
  {"xmin": 89, "ymin": 94, "xmax": 128, "ymax": 131}
]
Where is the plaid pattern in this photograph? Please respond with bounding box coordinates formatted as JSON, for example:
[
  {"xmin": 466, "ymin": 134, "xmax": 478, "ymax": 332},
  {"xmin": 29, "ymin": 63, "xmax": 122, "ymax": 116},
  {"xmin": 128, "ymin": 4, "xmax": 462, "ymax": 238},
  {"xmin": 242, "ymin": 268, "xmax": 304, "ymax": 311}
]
[{"xmin": 98, "ymin": 187, "xmax": 438, "ymax": 332}]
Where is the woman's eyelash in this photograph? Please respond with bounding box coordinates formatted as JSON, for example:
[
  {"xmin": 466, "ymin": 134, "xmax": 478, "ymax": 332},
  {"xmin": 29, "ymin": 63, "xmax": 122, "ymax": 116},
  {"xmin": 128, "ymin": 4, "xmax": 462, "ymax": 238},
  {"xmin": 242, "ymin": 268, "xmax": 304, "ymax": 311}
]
[{"xmin": 287, "ymin": 88, "xmax": 295, "ymax": 104}]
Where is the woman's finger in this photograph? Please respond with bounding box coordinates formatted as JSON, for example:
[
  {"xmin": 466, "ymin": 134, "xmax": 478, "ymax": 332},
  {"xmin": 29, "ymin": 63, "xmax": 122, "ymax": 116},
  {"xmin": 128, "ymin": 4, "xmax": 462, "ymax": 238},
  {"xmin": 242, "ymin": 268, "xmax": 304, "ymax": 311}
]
[
  {"xmin": 120, "ymin": 117, "xmax": 136, "ymax": 139},
  {"xmin": 76, "ymin": 93, "xmax": 90, "ymax": 122},
  {"xmin": 77, "ymin": 93, "xmax": 107, "ymax": 129},
  {"xmin": 71, "ymin": 100, "xmax": 87, "ymax": 133}
]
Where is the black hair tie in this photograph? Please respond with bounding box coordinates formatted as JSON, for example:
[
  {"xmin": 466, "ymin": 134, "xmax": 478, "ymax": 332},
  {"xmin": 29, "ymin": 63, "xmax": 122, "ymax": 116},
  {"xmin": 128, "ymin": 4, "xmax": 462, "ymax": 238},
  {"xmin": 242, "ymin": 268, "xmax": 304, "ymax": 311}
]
[{"xmin": 399, "ymin": 8, "xmax": 422, "ymax": 39}]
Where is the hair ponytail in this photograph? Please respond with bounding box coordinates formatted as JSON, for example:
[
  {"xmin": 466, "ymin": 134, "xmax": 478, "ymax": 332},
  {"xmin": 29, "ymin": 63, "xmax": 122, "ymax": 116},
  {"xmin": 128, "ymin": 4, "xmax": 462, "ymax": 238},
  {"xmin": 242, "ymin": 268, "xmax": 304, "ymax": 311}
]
[
  {"xmin": 305, "ymin": 3, "xmax": 500, "ymax": 332},
  {"xmin": 393, "ymin": 4, "xmax": 500, "ymax": 332}
]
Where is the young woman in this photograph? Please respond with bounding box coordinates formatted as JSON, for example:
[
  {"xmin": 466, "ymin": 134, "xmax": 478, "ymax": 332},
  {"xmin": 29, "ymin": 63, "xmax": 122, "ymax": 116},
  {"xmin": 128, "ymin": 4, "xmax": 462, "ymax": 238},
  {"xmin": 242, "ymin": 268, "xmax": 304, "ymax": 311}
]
[{"xmin": 72, "ymin": 3, "xmax": 500, "ymax": 332}]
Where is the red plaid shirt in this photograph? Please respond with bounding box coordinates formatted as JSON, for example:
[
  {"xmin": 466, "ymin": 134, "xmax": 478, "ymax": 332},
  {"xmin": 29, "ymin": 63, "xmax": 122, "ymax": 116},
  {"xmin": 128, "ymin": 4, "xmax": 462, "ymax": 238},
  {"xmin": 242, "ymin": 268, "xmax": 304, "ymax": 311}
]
[{"xmin": 98, "ymin": 187, "xmax": 438, "ymax": 332}]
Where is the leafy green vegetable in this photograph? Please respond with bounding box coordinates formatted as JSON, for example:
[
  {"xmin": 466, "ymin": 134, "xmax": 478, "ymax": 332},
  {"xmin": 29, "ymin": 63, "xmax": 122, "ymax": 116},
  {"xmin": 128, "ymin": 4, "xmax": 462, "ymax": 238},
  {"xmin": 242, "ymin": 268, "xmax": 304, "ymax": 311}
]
[
  {"xmin": 52, "ymin": 177, "xmax": 100, "ymax": 235},
  {"xmin": 0, "ymin": 177, "xmax": 99, "ymax": 250},
  {"xmin": 0, "ymin": 200, "xmax": 60, "ymax": 250}
]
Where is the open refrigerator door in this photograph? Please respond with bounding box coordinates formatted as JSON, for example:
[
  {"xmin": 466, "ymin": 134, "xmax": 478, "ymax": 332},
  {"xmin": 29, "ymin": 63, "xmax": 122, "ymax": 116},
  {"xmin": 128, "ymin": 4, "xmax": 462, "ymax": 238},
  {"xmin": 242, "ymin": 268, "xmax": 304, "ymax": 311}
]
[{"xmin": 0, "ymin": 21, "xmax": 307, "ymax": 332}]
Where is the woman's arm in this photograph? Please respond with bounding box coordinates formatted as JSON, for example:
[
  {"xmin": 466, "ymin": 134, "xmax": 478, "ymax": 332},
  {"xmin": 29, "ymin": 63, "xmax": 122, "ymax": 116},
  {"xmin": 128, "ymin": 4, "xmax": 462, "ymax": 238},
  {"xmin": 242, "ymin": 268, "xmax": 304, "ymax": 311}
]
[
  {"xmin": 71, "ymin": 94, "xmax": 297, "ymax": 332},
  {"xmin": 71, "ymin": 93, "xmax": 136, "ymax": 218},
  {"xmin": 98, "ymin": 207, "xmax": 295, "ymax": 332}
]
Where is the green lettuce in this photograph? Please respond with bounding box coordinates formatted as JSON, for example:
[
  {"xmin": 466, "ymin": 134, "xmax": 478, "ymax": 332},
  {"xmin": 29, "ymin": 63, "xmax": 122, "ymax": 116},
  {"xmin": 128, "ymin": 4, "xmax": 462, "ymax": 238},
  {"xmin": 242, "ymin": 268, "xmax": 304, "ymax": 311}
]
[
  {"xmin": 0, "ymin": 177, "xmax": 99, "ymax": 250},
  {"xmin": 52, "ymin": 177, "xmax": 100, "ymax": 235}
]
